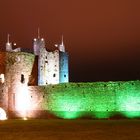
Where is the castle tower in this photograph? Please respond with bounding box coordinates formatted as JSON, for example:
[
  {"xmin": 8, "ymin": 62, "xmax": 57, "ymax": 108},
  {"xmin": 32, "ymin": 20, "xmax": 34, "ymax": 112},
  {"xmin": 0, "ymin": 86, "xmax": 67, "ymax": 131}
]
[
  {"xmin": 45, "ymin": 50, "xmax": 60, "ymax": 85},
  {"xmin": 33, "ymin": 28, "xmax": 45, "ymax": 56},
  {"xmin": 34, "ymin": 31, "xmax": 69, "ymax": 85},
  {"xmin": 33, "ymin": 29, "xmax": 46, "ymax": 85},
  {"xmin": 6, "ymin": 34, "xmax": 12, "ymax": 52},
  {"xmin": 59, "ymin": 36, "xmax": 69, "ymax": 83},
  {"xmin": 5, "ymin": 34, "xmax": 21, "ymax": 52},
  {"xmin": 5, "ymin": 52, "xmax": 35, "ymax": 118},
  {"xmin": 37, "ymin": 37, "xmax": 60, "ymax": 85},
  {"xmin": 58, "ymin": 36, "xmax": 65, "ymax": 52},
  {"xmin": 38, "ymin": 46, "xmax": 47, "ymax": 85}
]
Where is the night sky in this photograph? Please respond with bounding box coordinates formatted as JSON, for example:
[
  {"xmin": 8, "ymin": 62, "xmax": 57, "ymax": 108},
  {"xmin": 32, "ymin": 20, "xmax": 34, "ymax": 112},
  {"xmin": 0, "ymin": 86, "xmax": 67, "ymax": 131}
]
[{"xmin": 0, "ymin": 0, "xmax": 140, "ymax": 82}]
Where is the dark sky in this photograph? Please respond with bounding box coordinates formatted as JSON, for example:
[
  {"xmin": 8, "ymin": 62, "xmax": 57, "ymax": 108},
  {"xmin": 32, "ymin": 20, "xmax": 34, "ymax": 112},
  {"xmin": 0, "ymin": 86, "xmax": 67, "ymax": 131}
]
[{"xmin": 0, "ymin": 0, "xmax": 140, "ymax": 82}]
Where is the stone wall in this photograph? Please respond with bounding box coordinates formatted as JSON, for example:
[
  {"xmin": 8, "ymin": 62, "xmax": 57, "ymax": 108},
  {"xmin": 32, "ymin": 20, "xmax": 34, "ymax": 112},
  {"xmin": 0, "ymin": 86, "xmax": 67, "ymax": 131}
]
[
  {"xmin": 5, "ymin": 52, "xmax": 35, "ymax": 113},
  {"xmin": 0, "ymin": 52, "xmax": 8, "ymax": 111},
  {"xmin": 38, "ymin": 47, "xmax": 46, "ymax": 85},
  {"xmin": 2, "ymin": 51, "xmax": 140, "ymax": 119},
  {"xmin": 0, "ymin": 52, "xmax": 6, "ymax": 74},
  {"xmin": 59, "ymin": 52, "xmax": 69, "ymax": 83},
  {"xmin": 25, "ymin": 81, "xmax": 140, "ymax": 119},
  {"xmin": 38, "ymin": 48, "xmax": 60, "ymax": 85},
  {"xmin": 45, "ymin": 50, "xmax": 59, "ymax": 85},
  {"xmin": 0, "ymin": 83, "xmax": 8, "ymax": 111}
]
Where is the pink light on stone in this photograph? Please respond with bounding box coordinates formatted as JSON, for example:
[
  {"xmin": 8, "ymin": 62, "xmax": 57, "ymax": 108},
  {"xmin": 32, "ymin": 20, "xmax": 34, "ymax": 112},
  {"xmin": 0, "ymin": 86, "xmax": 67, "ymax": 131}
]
[
  {"xmin": 0, "ymin": 108, "xmax": 7, "ymax": 120},
  {"xmin": 15, "ymin": 85, "xmax": 31, "ymax": 119}
]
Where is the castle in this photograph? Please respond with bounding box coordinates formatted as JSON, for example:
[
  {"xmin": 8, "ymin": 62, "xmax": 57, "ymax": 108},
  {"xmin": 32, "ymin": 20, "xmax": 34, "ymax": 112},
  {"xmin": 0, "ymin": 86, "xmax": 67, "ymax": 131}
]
[
  {"xmin": 5, "ymin": 32, "xmax": 69, "ymax": 85},
  {"xmin": 0, "ymin": 31, "xmax": 69, "ymax": 119},
  {"xmin": 1, "ymin": 32, "xmax": 140, "ymax": 120}
]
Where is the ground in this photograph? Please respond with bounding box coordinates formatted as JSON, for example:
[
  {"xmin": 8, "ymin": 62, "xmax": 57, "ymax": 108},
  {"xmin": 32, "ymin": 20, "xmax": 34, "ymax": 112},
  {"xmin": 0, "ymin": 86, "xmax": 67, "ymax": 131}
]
[{"xmin": 0, "ymin": 119, "xmax": 140, "ymax": 140}]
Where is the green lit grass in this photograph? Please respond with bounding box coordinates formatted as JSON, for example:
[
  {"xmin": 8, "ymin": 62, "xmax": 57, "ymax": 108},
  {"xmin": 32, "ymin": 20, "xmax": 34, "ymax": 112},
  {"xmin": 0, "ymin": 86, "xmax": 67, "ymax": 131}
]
[{"xmin": 0, "ymin": 119, "xmax": 140, "ymax": 140}]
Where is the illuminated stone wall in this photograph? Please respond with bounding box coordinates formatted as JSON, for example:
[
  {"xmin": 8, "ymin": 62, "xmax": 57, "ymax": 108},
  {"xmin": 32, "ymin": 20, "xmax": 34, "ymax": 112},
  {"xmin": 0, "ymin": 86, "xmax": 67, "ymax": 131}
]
[
  {"xmin": 0, "ymin": 83, "xmax": 8, "ymax": 111},
  {"xmin": 45, "ymin": 50, "xmax": 59, "ymax": 85},
  {"xmin": 38, "ymin": 47, "xmax": 46, "ymax": 85},
  {"xmin": 38, "ymin": 81, "xmax": 140, "ymax": 119},
  {"xmin": 5, "ymin": 52, "xmax": 35, "ymax": 114},
  {"xmin": 0, "ymin": 52, "xmax": 8, "ymax": 110},
  {"xmin": 2, "ymin": 52, "xmax": 140, "ymax": 119},
  {"xmin": 38, "ymin": 48, "xmax": 60, "ymax": 85},
  {"xmin": 59, "ymin": 52, "xmax": 69, "ymax": 83},
  {"xmin": 33, "ymin": 38, "xmax": 45, "ymax": 56}
]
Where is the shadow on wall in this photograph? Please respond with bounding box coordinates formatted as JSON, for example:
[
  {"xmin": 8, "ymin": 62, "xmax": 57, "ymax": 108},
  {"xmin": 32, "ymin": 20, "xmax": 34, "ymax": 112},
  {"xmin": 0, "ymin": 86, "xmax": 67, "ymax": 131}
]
[{"xmin": 28, "ymin": 56, "xmax": 38, "ymax": 86}]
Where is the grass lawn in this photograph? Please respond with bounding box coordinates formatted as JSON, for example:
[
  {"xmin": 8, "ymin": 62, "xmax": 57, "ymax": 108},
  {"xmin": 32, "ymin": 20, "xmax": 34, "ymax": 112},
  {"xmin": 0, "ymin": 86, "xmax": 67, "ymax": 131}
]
[{"xmin": 0, "ymin": 119, "xmax": 140, "ymax": 140}]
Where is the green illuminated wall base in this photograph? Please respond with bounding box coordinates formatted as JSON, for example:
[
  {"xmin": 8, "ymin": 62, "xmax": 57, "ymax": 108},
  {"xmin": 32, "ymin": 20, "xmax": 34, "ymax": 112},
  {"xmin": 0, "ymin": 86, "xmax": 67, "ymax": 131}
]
[{"xmin": 42, "ymin": 81, "xmax": 140, "ymax": 119}]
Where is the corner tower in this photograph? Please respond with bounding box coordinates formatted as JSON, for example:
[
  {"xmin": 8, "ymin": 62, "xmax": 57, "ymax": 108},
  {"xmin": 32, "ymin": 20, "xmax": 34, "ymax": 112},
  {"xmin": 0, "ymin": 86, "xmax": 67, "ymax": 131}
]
[
  {"xmin": 33, "ymin": 29, "xmax": 46, "ymax": 85},
  {"xmin": 33, "ymin": 28, "xmax": 45, "ymax": 56},
  {"xmin": 58, "ymin": 36, "xmax": 69, "ymax": 83},
  {"xmin": 6, "ymin": 34, "xmax": 12, "ymax": 52},
  {"xmin": 6, "ymin": 34, "xmax": 21, "ymax": 52}
]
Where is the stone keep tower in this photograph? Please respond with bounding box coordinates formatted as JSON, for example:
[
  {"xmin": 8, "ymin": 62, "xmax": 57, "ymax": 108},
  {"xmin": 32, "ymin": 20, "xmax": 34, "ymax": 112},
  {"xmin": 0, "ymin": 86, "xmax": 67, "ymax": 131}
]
[
  {"xmin": 33, "ymin": 30, "xmax": 46, "ymax": 85},
  {"xmin": 5, "ymin": 51, "xmax": 35, "ymax": 117},
  {"xmin": 58, "ymin": 37, "xmax": 69, "ymax": 83},
  {"xmin": 33, "ymin": 29, "xmax": 45, "ymax": 56},
  {"xmin": 6, "ymin": 34, "xmax": 12, "ymax": 52},
  {"xmin": 34, "ymin": 36, "xmax": 60, "ymax": 85},
  {"xmin": 0, "ymin": 36, "xmax": 35, "ymax": 119},
  {"xmin": 33, "ymin": 32, "xmax": 69, "ymax": 85}
]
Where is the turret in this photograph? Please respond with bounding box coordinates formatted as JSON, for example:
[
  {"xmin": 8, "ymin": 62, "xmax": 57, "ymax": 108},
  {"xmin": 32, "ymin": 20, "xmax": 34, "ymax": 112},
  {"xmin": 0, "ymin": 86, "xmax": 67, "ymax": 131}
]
[
  {"xmin": 58, "ymin": 35, "xmax": 69, "ymax": 83},
  {"xmin": 5, "ymin": 34, "xmax": 20, "ymax": 52},
  {"xmin": 33, "ymin": 28, "xmax": 45, "ymax": 56},
  {"xmin": 6, "ymin": 34, "xmax": 12, "ymax": 52},
  {"xmin": 58, "ymin": 36, "xmax": 65, "ymax": 52},
  {"xmin": 55, "ymin": 36, "xmax": 65, "ymax": 52}
]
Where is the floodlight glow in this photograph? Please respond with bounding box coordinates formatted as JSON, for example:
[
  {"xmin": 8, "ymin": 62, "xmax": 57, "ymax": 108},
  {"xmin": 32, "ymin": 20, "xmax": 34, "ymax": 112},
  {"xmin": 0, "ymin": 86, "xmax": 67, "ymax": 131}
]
[
  {"xmin": 0, "ymin": 74, "xmax": 5, "ymax": 83},
  {"xmin": 117, "ymin": 93, "xmax": 140, "ymax": 118},
  {"xmin": 15, "ymin": 85, "xmax": 31, "ymax": 118},
  {"xmin": 23, "ymin": 117, "xmax": 28, "ymax": 120},
  {"xmin": 0, "ymin": 108, "xmax": 7, "ymax": 120},
  {"xmin": 44, "ymin": 82, "xmax": 140, "ymax": 119},
  {"xmin": 55, "ymin": 44, "xmax": 58, "ymax": 47},
  {"xmin": 13, "ymin": 43, "xmax": 16, "ymax": 46}
]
